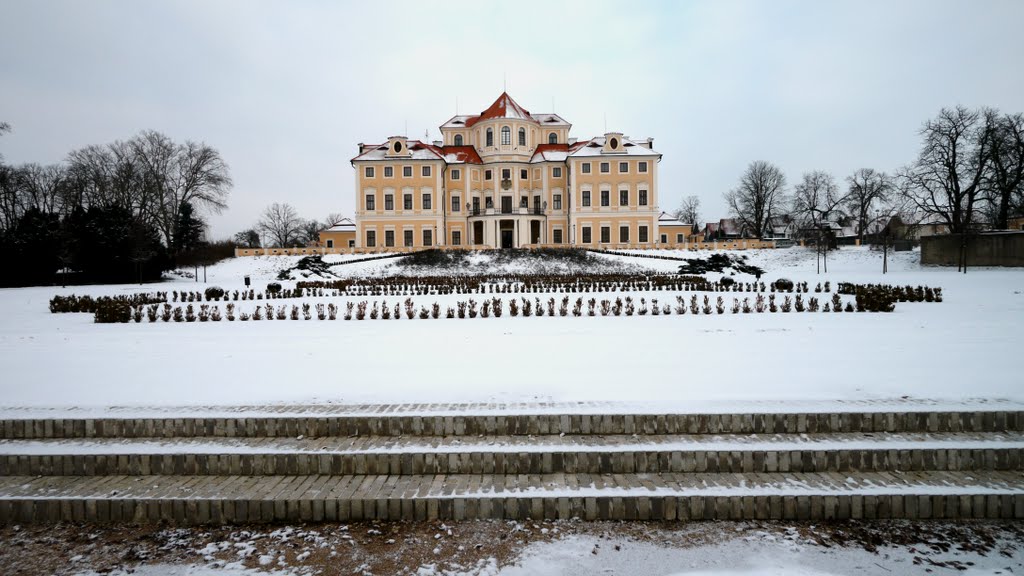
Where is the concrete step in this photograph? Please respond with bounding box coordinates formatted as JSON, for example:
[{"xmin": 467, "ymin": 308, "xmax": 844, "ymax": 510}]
[
  {"xmin": 3, "ymin": 409, "xmax": 1022, "ymax": 439},
  {"xmin": 1, "ymin": 471, "xmax": 1021, "ymax": 524},
  {"xmin": 3, "ymin": 432, "xmax": 1022, "ymax": 476}
]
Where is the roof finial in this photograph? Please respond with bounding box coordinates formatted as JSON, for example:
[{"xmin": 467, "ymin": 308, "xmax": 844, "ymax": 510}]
[
  {"xmin": 503, "ymin": 72, "xmax": 507, "ymax": 93},
  {"xmin": 455, "ymin": 96, "xmax": 459, "ymax": 115},
  {"xmin": 604, "ymin": 113, "xmax": 607, "ymax": 133},
  {"xmin": 404, "ymin": 119, "xmax": 408, "ymax": 137}
]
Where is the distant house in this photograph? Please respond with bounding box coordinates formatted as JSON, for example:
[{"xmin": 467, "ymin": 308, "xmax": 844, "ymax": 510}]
[
  {"xmin": 317, "ymin": 218, "xmax": 357, "ymax": 249},
  {"xmin": 885, "ymin": 215, "xmax": 950, "ymax": 241},
  {"xmin": 765, "ymin": 216, "xmax": 794, "ymax": 240},
  {"xmin": 1007, "ymin": 215, "xmax": 1024, "ymax": 231},
  {"xmin": 704, "ymin": 218, "xmax": 747, "ymax": 241},
  {"xmin": 657, "ymin": 212, "xmax": 695, "ymax": 246}
]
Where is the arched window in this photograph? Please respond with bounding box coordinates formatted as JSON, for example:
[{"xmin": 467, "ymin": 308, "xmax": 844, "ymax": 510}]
[
  {"xmin": 548, "ymin": 132, "xmax": 557, "ymax": 144},
  {"xmin": 518, "ymin": 128, "xmax": 526, "ymax": 146},
  {"xmin": 454, "ymin": 134, "xmax": 463, "ymax": 146},
  {"xmin": 486, "ymin": 128, "xmax": 493, "ymax": 147},
  {"xmin": 501, "ymin": 126, "xmax": 511, "ymax": 146}
]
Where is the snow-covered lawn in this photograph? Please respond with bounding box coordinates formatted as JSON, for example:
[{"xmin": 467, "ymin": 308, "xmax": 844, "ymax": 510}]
[{"xmin": 0, "ymin": 247, "xmax": 1021, "ymax": 412}]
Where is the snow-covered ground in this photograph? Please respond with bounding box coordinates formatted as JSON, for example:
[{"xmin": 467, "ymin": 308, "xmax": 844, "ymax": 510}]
[{"xmin": 0, "ymin": 247, "xmax": 1021, "ymax": 412}]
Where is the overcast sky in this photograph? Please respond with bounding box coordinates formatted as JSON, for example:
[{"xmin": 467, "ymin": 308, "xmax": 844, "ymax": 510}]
[{"xmin": 3, "ymin": 0, "xmax": 1024, "ymax": 237}]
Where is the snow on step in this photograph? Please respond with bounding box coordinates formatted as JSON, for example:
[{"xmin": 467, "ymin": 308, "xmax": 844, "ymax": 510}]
[
  {"xmin": 1, "ymin": 472, "xmax": 1022, "ymax": 523},
  {"xmin": 4, "ymin": 431, "xmax": 1022, "ymax": 455}
]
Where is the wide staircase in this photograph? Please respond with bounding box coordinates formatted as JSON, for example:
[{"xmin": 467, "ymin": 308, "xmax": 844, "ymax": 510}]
[{"xmin": 1, "ymin": 404, "xmax": 1022, "ymax": 524}]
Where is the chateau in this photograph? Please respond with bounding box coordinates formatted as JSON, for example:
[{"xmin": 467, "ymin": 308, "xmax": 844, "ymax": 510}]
[{"xmin": 349, "ymin": 92, "xmax": 663, "ymax": 250}]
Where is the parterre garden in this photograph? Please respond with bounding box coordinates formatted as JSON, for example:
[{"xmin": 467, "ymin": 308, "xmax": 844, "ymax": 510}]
[{"xmin": 45, "ymin": 250, "xmax": 943, "ymax": 324}]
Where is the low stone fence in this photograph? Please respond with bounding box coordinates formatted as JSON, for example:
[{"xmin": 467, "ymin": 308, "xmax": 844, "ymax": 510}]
[{"xmin": 921, "ymin": 232, "xmax": 1024, "ymax": 267}]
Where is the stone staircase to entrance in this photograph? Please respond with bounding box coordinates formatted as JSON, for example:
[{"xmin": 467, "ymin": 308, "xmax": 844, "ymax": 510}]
[{"xmin": 1, "ymin": 405, "xmax": 1022, "ymax": 524}]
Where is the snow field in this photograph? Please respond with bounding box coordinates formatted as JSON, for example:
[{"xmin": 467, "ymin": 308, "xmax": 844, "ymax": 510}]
[{"xmin": 0, "ymin": 247, "xmax": 1020, "ymax": 410}]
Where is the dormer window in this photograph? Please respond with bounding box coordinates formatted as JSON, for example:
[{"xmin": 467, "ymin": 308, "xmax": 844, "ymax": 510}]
[
  {"xmin": 518, "ymin": 128, "xmax": 526, "ymax": 146},
  {"xmin": 501, "ymin": 126, "xmax": 511, "ymax": 145},
  {"xmin": 609, "ymin": 137, "xmax": 618, "ymax": 149},
  {"xmin": 486, "ymin": 128, "xmax": 493, "ymax": 147},
  {"xmin": 548, "ymin": 132, "xmax": 557, "ymax": 144},
  {"xmin": 454, "ymin": 134, "xmax": 463, "ymax": 146},
  {"xmin": 394, "ymin": 141, "xmax": 403, "ymax": 153}
]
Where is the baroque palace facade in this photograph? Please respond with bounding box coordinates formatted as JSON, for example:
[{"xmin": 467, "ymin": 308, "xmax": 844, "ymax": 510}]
[{"xmin": 350, "ymin": 92, "xmax": 663, "ymax": 250}]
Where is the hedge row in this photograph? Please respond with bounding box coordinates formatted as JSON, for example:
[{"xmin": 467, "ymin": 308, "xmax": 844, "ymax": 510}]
[{"xmin": 96, "ymin": 293, "xmax": 894, "ymax": 323}]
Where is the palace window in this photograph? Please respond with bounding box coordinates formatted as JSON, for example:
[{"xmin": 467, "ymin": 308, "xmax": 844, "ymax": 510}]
[
  {"xmin": 553, "ymin": 194, "xmax": 562, "ymax": 210},
  {"xmin": 639, "ymin": 189, "xmax": 648, "ymax": 206},
  {"xmin": 454, "ymin": 134, "xmax": 463, "ymax": 146},
  {"xmin": 619, "ymin": 161, "xmax": 628, "ymax": 173},
  {"xmin": 484, "ymin": 169, "xmax": 492, "ymax": 180},
  {"xmin": 452, "ymin": 230, "xmax": 461, "ymax": 245},
  {"xmin": 639, "ymin": 161, "xmax": 648, "ymax": 173},
  {"xmin": 422, "ymin": 166, "xmax": 431, "ymax": 177},
  {"xmin": 501, "ymin": 126, "xmax": 511, "ymax": 145},
  {"xmin": 553, "ymin": 229, "xmax": 563, "ymax": 244},
  {"xmin": 403, "ymin": 194, "xmax": 413, "ymax": 210},
  {"xmin": 502, "ymin": 168, "xmax": 511, "ymax": 180},
  {"xmin": 486, "ymin": 128, "xmax": 493, "ymax": 147},
  {"xmin": 451, "ymin": 195, "xmax": 460, "ymax": 212},
  {"xmin": 520, "ymin": 169, "xmax": 527, "ymax": 179},
  {"xmin": 619, "ymin": 190, "xmax": 628, "ymax": 206},
  {"xmin": 548, "ymin": 132, "xmax": 557, "ymax": 144},
  {"xmin": 552, "ymin": 167, "xmax": 562, "ymax": 178},
  {"xmin": 451, "ymin": 169, "xmax": 460, "ymax": 180},
  {"xmin": 639, "ymin": 225, "xmax": 649, "ymax": 243},
  {"xmin": 600, "ymin": 226, "xmax": 610, "ymax": 243},
  {"xmin": 600, "ymin": 190, "xmax": 609, "ymax": 207},
  {"xmin": 384, "ymin": 166, "xmax": 393, "ymax": 178},
  {"xmin": 422, "ymin": 193, "xmax": 431, "ymax": 210},
  {"xmin": 364, "ymin": 166, "xmax": 374, "ymax": 178},
  {"xmin": 384, "ymin": 194, "xmax": 394, "ymax": 210},
  {"xmin": 403, "ymin": 166, "xmax": 412, "ymax": 177},
  {"xmin": 366, "ymin": 230, "xmax": 376, "ymax": 247},
  {"xmin": 661, "ymin": 234, "xmax": 667, "ymax": 244},
  {"xmin": 582, "ymin": 227, "xmax": 592, "ymax": 243},
  {"xmin": 422, "ymin": 229, "xmax": 432, "ymax": 246},
  {"xmin": 326, "ymin": 239, "xmax": 334, "ymax": 248},
  {"xmin": 518, "ymin": 128, "xmax": 526, "ymax": 146},
  {"xmin": 600, "ymin": 162, "xmax": 609, "ymax": 173},
  {"xmin": 582, "ymin": 191, "xmax": 591, "ymax": 207},
  {"xmin": 404, "ymin": 230, "xmax": 413, "ymax": 247},
  {"xmin": 385, "ymin": 230, "xmax": 394, "ymax": 247},
  {"xmin": 620, "ymin": 225, "xmax": 629, "ymax": 243},
  {"xmin": 582, "ymin": 163, "xmax": 591, "ymax": 174},
  {"xmin": 677, "ymin": 233, "xmax": 684, "ymax": 243},
  {"xmin": 365, "ymin": 194, "xmax": 375, "ymax": 211}
]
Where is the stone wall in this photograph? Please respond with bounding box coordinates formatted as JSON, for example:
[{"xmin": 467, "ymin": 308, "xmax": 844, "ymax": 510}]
[{"xmin": 921, "ymin": 232, "xmax": 1024, "ymax": 267}]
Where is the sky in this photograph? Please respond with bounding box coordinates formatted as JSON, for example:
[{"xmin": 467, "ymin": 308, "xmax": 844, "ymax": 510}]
[{"xmin": 2, "ymin": 0, "xmax": 1024, "ymax": 238}]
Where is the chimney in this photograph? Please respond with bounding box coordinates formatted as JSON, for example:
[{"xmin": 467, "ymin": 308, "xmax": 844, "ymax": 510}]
[
  {"xmin": 644, "ymin": 137, "xmax": 654, "ymax": 149},
  {"xmin": 432, "ymin": 140, "xmax": 443, "ymax": 147},
  {"xmin": 358, "ymin": 143, "xmax": 366, "ymax": 154}
]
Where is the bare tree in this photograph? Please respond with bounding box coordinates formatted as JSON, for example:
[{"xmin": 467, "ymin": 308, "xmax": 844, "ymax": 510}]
[
  {"xmin": 323, "ymin": 213, "xmax": 347, "ymax": 227},
  {"xmin": 898, "ymin": 106, "xmax": 994, "ymax": 234},
  {"xmin": 0, "ymin": 122, "xmax": 10, "ymax": 163},
  {"xmin": 233, "ymin": 229, "xmax": 261, "ymax": 248},
  {"xmin": 791, "ymin": 171, "xmax": 845, "ymax": 273},
  {"xmin": 983, "ymin": 111, "xmax": 1024, "ymax": 229},
  {"xmin": 300, "ymin": 219, "xmax": 323, "ymax": 245},
  {"xmin": 257, "ymin": 203, "xmax": 304, "ymax": 247},
  {"xmin": 725, "ymin": 161, "xmax": 788, "ymax": 238},
  {"xmin": 0, "ymin": 163, "xmax": 26, "ymax": 230},
  {"xmin": 672, "ymin": 195, "xmax": 701, "ymax": 225},
  {"xmin": 845, "ymin": 168, "xmax": 892, "ymax": 243},
  {"xmin": 20, "ymin": 163, "xmax": 68, "ymax": 215}
]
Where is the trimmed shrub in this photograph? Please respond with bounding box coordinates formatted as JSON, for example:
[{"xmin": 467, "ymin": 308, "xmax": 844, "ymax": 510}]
[{"xmin": 204, "ymin": 286, "xmax": 225, "ymax": 301}]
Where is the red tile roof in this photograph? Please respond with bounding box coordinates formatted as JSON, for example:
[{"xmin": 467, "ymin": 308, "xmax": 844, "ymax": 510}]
[
  {"xmin": 465, "ymin": 92, "xmax": 536, "ymax": 127},
  {"xmin": 439, "ymin": 145, "xmax": 483, "ymax": 164}
]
